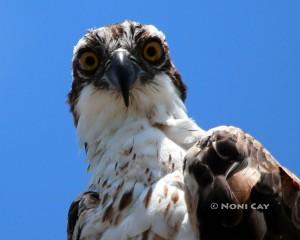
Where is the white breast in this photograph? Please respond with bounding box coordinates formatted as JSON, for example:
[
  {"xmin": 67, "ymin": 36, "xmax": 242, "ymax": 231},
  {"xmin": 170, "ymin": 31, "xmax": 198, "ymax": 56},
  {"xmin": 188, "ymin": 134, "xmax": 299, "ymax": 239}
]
[{"xmin": 73, "ymin": 73, "xmax": 204, "ymax": 239}]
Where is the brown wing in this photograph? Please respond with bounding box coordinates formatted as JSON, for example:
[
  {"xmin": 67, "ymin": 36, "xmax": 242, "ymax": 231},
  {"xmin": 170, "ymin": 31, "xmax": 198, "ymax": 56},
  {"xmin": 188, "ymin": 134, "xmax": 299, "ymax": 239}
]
[
  {"xmin": 184, "ymin": 125, "xmax": 300, "ymax": 240},
  {"xmin": 280, "ymin": 166, "xmax": 300, "ymax": 229},
  {"xmin": 67, "ymin": 191, "xmax": 100, "ymax": 240},
  {"xmin": 67, "ymin": 198, "xmax": 80, "ymax": 240}
]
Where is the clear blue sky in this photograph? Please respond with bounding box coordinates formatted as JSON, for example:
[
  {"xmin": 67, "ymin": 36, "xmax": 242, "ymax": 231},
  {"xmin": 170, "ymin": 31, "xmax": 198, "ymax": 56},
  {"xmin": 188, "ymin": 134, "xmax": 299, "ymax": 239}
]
[{"xmin": 0, "ymin": 1, "xmax": 299, "ymax": 239}]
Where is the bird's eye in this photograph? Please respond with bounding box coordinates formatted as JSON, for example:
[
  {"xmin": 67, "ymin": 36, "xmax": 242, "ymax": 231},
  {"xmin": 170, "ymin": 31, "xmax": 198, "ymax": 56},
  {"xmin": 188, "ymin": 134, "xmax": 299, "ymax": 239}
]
[
  {"xmin": 143, "ymin": 41, "xmax": 164, "ymax": 63},
  {"xmin": 79, "ymin": 51, "xmax": 99, "ymax": 72}
]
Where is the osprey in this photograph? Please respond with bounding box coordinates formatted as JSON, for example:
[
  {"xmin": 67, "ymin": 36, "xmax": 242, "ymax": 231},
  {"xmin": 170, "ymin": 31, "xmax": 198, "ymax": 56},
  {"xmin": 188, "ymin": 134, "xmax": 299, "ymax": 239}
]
[{"xmin": 67, "ymin": 21, "xmax": 300, "ymax": 240}]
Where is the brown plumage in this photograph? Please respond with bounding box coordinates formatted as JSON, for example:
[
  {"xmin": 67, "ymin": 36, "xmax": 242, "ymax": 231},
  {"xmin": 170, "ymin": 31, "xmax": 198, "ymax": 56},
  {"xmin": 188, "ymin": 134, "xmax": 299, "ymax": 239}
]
[{"xmin": 184, "ymin": 125, "xmax": 300, "ymax": 240}]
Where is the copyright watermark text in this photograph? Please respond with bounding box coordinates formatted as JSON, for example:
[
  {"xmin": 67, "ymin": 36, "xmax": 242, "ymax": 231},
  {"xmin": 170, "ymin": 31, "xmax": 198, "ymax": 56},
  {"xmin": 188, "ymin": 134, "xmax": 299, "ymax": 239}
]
[{"xmin": 210, "ymin": 203, "xmax": 269, "ymax": 210}]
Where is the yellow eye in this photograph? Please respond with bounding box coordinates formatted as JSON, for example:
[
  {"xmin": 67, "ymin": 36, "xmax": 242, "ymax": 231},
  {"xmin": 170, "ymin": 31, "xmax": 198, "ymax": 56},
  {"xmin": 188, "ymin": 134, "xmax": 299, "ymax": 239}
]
[
  {"xmin": 143, "ymin": 41, "xmax": 163, "ymax": 63},
  {"xmin": 79, "ymin": 51, "xmax": 99, "ymax": 71}
]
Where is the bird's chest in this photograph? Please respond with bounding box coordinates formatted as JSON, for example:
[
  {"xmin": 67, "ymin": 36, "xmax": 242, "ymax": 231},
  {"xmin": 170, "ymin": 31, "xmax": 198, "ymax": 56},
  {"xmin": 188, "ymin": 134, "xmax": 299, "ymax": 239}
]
[
  {"xmin": 89, "ymin": 122, "xmax": 186, "ymax": 187},
  {"xmin": 85, "ymin": 123, "xmax": 187, "ymax": 228}
]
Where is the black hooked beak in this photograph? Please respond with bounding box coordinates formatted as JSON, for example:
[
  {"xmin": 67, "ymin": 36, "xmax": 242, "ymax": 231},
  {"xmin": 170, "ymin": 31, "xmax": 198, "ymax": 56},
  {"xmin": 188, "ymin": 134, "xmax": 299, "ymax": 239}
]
[{"xmin": 106, "ymin": 50, "xmax": 137, "ymax": 107}]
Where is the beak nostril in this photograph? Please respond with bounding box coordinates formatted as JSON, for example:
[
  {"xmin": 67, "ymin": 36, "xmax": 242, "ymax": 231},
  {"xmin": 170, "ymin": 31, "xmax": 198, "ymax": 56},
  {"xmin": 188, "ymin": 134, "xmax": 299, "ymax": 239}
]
[{"xmin": 104, "ymin": 60, "xmax": 111, "ymax": 71}]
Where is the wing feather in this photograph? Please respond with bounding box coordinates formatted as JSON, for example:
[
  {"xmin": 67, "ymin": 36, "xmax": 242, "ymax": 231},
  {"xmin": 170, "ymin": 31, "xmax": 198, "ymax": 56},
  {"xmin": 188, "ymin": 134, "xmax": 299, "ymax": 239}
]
[{"xmin": 184, "ymin": 125, "xmax": 300, "ymax": 239}]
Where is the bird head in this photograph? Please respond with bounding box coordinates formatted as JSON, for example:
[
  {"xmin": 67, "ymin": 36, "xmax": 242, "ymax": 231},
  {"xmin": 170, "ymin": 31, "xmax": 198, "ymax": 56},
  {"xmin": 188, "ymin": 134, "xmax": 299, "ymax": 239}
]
[{"xmin": 68, "ymin": 21, "xmax": 186, "ymax": 132}]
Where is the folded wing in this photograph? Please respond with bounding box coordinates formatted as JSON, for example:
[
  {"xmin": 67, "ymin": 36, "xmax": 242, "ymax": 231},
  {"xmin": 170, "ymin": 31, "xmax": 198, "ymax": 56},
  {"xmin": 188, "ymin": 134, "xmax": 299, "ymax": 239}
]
[{"xmin": 183, "ymin": 126, "xmax": 300, "ymax": 240}]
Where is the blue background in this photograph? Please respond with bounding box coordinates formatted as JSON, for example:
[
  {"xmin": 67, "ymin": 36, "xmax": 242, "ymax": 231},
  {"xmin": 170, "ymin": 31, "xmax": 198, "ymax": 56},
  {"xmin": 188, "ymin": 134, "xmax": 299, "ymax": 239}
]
[{"xmin": 0, "ymin": 1, "xmax": 299, "ymax": 239}]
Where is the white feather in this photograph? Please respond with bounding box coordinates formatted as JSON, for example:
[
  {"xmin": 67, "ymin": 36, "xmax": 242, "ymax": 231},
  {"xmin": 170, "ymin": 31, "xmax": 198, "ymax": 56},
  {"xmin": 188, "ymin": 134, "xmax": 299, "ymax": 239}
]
[{"xmin": 74, "ymin": 73, "xmax": 203, "ymax": 239}]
